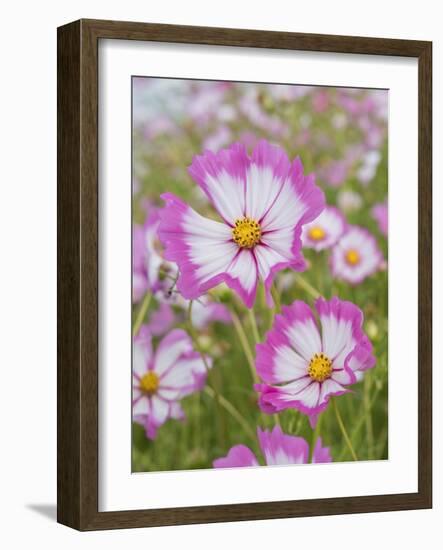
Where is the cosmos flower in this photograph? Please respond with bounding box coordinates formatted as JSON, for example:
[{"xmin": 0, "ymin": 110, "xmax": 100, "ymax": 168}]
[
  {"xmin": 132, "ymin": 327, "xmax": 210, "ymax": 439},
  {"xmin": 372, "ymin": 200, "xmax": 388, "ymax": 236},
  {"xmin": 302, "ymin": 205, "xmax": 347, "ymax": 251},
  {"xmin": 213, "ymin": 426, "xmax": 331, "ymax": 468},
  {"xmin": 330, "ymin": 226, "xmax": 383, "ymax": 284},
  {"xmin": 158, "ymin": 140, "xmax": 325, "ymax": 308},
  {"xmin": 255, "ymin": 297, "xmax": 375, "ymax": 420}
]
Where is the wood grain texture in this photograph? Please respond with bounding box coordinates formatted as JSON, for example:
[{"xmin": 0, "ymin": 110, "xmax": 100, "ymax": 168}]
[{"xmin": 57, "ymin": 19, "xmax": 432, "ymax": 531}]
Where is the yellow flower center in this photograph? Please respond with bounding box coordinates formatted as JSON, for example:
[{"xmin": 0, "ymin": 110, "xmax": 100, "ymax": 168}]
[
  {"xmin": 232, "ymin": 217, "xmax": 261, "ymax": 249},
  {"xmin": 308, "ymin": 226, "xmax": 326, "ymax": 241},
  {"xmin": 345, "ymin": 249, "xmax": 361, "ymax": 266},
  {"xmin": 308, "ymin": 352, "xmax": 332, "ymax": 382},
  {"xmin": 139, "ymin": 371, "xmax": 159, "ymax": 395}
]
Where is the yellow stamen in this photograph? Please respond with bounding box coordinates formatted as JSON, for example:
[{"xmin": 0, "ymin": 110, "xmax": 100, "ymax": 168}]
[
  {"xmin": 232, "ymin": 217, "xmax": 261, "ymax": 249},
  {"xmin": 308, "ymin": 352, "xmax": 332, "ymax": 382},
  {"xmin": 139, "ymin": 371, "xmax": 159, "ymax": 395},
  {"xmin": 308, "ymin": 226, "xmax": 326, "ymax": 241},
  {"xmin": 345, "ymin": 249, "xmax": 360, "ymax": 266}
]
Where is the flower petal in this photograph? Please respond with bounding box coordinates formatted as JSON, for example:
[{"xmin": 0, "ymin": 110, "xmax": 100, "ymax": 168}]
[
  {"xmin": 344, "ymin": 342, "xmax": 376, "ymax": 379},
  {"xmin": 159, "ymin": 193, "xmax": 238, "ymax": 300},
  {"xmin": 244, "ymin": 140, "xmax": 292, "ymax": 221},
  {"xmin": 213, "ymin": 445, "xmax": 259, "ymax": 468},
  {"xmin": 132, "ymin": 395, "xmax": 149, "ymax": 416},
  {"xmin": 254, "ymin": 241, "xmax": 306, "ymax": 306},
  {"xmin": 132, "ymin": 326, "xmax": 153, "ymax": 377},
  {"xmin": 256, "ymin": 377, "xmax": 325, "ymax": 415},
  {"xmin": 312, "ymin": 437, "xmax": 332, "ymax": 463},
  {"xmin": 255, "ymin": 325, "xmax": 308, "ymax": 384},
  {"xmin": 257, "ymin": 426, "xmax": 309, "ymax": 465},
  {"xmin": 224, "ymin": 248, "xmax": 259, "ymax": 308},
  {"xmin": 154, "ymin": 329, "xmax": 192, "ymax": 376},
  {"xmin": 188, "ymin": 143, "xmax": 250, "ymax": 224},
  {"xmin": 278, "ymin": 301, "xmax": 322, "ymax": 361},
  {"xmin": 260, "ymin": 160, "xmax": 325, "ymax": 233},
  {"xmin": 160, "ymin": 353, "xmax": 209, "ymax": 397},
  {"xmin": 316, "ymin": 296, "xmax": 365, "ymax": 368}
]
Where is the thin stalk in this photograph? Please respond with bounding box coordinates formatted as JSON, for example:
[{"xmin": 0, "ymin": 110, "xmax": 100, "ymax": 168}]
[
  {"xmin": 270, "ymin": 283, "xmax": 281, "ymax": 313},
  {"xmin": 204, "ymin": 386, "xmax": 256, "ymax": 442},
  {"xmin": 363, "ymin": 372, "xmax": 374, "ymax": 459},
  {"xmin": 230, "ymin": 309, "xmax": 257, "ymax": 382},
  {"xmin": 187, "ymin": 301, "xmax": 226, "ymax": 447},
  {"xmin": 294, "ymin": 274, "xmax": 321, "ymax": 300},
  {"xmin": 310, "ymin": 412, "xmax": 323, "ymax": 462},
  {"xmin": 337, "ymin": 385, "xmax": 381, "ymax": 461},
  {"xmin": 333, "ymin": 399, "xmax": 358, "ymax": 461},
  {"xmin": 132, "ymin": 292, "xmax": 151, "ymax": 336},
  {"xmin": 248, "ymin": 308, "xmax": 261, "ymax": 345},
  {"xmin": 248, "ymin": 291, "xmax": 281, "ymax": 428}
]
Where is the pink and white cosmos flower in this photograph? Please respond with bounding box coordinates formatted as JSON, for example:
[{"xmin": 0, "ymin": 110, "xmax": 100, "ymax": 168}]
[
  {"xmin": 158, "ymin": 140, "xmax": 325, "ymax": 308},
  {"xmin": 301, "ymin": 205, "xmax": 347, "ymax": 251},
  {"xmin": 255, "ymin": 297, "xmax": 375, "ymax": 419},
  {"xmin": 213, "ymin": 426, "xmax": 331, "ymax": 468},
  {"xmin": 330, "ymin": 225, "xmax": 383, "ymax": 284},
  {"xmin": 133, "ymin": 327, "xmax": 210, "ymax": 439}
]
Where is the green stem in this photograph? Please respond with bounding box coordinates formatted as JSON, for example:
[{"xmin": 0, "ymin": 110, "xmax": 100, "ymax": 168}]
[
  {"xmin": 187, "ymin": 301, "xmax": 227, "ymax": 447},
  {"xmin": 270, "ymin": 284, "xmax": 281, "ymax": 313},
  {"xmin": 364, "ymin": 372, "xmax": 374, "ymax": 459},
  {"xmin": 294, "ymin": 274, "xmax": 321, "ymax": 300},
  {"xmin": 204, "ymin": 387, "xmax": 256, "ymax": 442},
  {"xmin": 310, "ymin": 412, "xmax": 322, "ymax": 461},
  {"xmin": 333, "ymin": 399, "xmax": 358, "ymax": 461},
  {"xmin": 132, "ymin": 292, "xmax": 151, "ymax": 336},
  {"xmin": 338, "ymin": 385, "xmax": 381, "ymax": 461},
  {"xmin": 248, "ymin": 293, "xmax": 281, "ymax": 428},
  {"xmin": 248, "ymin": 308, "xmax": 261, "ymax": 345},
  {"xmin": 230, "ymin": 309, "xmax": 257, "ymax": 382}
]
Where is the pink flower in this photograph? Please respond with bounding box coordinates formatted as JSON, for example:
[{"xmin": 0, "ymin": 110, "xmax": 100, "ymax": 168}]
[
  {"xmin": 255, "ymin": 297, "xmax": 375, "ymax": 419},
  {"xmin": 213, "ymin": 426, "xmax": 331, "ymax": 468},
  {"xmin": 147, "ymin": 302, "xmax": 176, "ymax": 336},
  {"xmin": 189, "ymin": 295, "xmax": 232, "ymax": 329},
  {"xmin": 132, "ymin": 205, "xmax": 164, "ymax": 303},
  {"xmin": 330, "ymin": 226, "xmax": 383, "ymax": 284},
  {"xmin": 132, "ymin": 327, "xmax": 210, "ymax": 439},
  {"xmin": 372, "ymin": 200, "xmax": 388, "ymax": 236},
  {"xmin": 320, "ymin": 160, "xmax": 349, "ymax": 188},
  {"xmin": 302, "ymin": 206, "xmax": 347, "ymax": 251},
  {"xmin": 158, "ymin": 140, "xmax": 325, "ymax": 308}
]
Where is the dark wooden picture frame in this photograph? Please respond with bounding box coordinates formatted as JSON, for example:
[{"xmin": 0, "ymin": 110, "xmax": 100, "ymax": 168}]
[{"xmin": 57, "ymin": 18, "xmax": 432, "ymax": 531}]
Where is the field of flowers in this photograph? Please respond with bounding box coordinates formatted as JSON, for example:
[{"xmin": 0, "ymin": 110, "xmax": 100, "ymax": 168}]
[{"xmin": 132, "ymin": 78, "xmax": 388, "ymax": 472}]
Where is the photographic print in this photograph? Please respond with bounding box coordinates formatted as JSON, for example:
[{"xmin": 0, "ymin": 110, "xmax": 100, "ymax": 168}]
[{"xmin": 131, "ymin": 77, "xmax": 388, "ymax": 473}]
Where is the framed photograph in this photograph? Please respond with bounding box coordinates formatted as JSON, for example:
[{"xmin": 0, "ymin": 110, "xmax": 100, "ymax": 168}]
[{"xmin": 57, "ymin": 19, "xmax": 432, "ymax": 530}]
